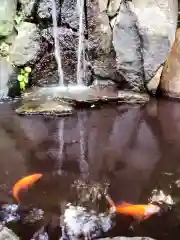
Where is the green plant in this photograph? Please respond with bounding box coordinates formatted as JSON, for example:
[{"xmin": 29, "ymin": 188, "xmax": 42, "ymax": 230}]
[{"xmin": 17, "ymin": 66, "xmax": 32, "ymax": 91}]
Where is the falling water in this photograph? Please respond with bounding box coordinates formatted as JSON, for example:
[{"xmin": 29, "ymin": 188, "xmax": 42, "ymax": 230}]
[
  {"xmin": 78, "ymin": 111, "xmax": 89, "ymax": 178},
  {"xmin": 76, "ymin": 0, "xmax": 85, "ymax": 86},
  {"xmin": 52, "ymin": 0, "xmax": 64, "ymax": 86}
]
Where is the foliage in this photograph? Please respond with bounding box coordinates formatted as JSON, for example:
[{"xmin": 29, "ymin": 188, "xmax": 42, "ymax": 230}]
[{"xmin": 17, "ymin": 66, "xmax": 32, "ymax": 91}]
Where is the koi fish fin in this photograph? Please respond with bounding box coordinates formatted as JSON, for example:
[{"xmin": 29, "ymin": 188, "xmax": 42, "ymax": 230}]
[
  {"xmin": 105, "ymin": 194, "xmax": 116, "ymax": 207},
  {"xmin": 118, "ymin": 202, "xmax": 133, "ymax": 207}
]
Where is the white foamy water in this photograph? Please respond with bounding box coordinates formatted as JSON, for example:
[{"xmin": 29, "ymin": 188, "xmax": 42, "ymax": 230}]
[
  {"xmin": 0, "ymin": 59, "xmax": 13, "ymax": 99},
  {"xmin": 76, "ymin": 0, "xmax": 85, "ymax": 86},
  {"xmin": 52, "ymin": 0, "xmax": 64, "ymax": 86}
]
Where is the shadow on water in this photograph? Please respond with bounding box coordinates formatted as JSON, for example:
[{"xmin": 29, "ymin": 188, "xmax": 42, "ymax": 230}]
[{"xmin": 1, "ymin": 99, "xmax": 180, "ymax": 238}]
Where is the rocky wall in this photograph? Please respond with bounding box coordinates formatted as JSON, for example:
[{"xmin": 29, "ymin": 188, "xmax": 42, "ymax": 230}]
[{"xmin": 0, "ymin": 0, "xmax": 178, "ymax": 96}]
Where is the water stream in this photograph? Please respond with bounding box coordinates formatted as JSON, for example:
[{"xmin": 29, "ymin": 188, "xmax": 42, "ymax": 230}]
[
  {"xmin": 76, "ymin": 0, "xmax": 85, "ymax": 86},
  {"xmin": 52, "ymin": 0, "xmax": 64, "ymax": 86}
]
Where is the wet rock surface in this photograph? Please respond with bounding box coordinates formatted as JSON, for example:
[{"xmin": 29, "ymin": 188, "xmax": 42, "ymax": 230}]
[
  {"xmin": 0, "ymin": 0, "xmax": 178, "ymax": 95},
  {"xmin": 15, "ymin": 84, "xmax": 149, "ymax": 115},
  {"xmin": 9, "ymin": 22, "xmax": 42, "ymax": 66},
  {"xmin": 159, "ymin": 28, "xmax": 180, "ymax": 99}
]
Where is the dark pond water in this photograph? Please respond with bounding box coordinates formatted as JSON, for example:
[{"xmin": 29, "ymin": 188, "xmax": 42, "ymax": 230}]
[{"xmin": 0, "ymin": 98, "xmax": 180, "ymax": 239}]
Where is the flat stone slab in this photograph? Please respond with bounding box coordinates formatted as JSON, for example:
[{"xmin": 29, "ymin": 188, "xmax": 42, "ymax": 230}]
[
  {"xmin": 15, "ymin": 84, "xmax": 149, "ymax": 116},
  {"xmin": 15, "ymin": 99, "xmax": 73, "ymax": 116},
  {"xmin": 22, "ymin": 84, "xmax": 149, "ymax": 104}
]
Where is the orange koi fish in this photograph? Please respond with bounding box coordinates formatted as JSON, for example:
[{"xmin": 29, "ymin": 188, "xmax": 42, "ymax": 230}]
[
  {"xmin": 106, "ymin": 195, "xmax": 160, "ymax": 221},
  {"xmin": 12, "ymin": 173, "xmax": 43, "ymax": 203}
]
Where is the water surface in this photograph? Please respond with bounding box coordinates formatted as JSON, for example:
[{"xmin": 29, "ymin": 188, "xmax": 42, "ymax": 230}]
[{"xmin": 0, "ymin": 98, "xmax": 180, "ymax": 239}]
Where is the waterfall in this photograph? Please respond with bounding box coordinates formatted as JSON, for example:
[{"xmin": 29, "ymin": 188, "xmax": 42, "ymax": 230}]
[
  {"xmin": 76, "ymin": 0, "xmax": 85, "ymax": 86},
  {"xmin": 52, "ymin": 0, "xmax": 64, "ymax": 86}
]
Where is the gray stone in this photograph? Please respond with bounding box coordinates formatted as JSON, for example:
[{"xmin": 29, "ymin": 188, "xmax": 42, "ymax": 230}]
[
  {"xmin": 18, "ymin": 0, "xmax": 36, "ymax": 17},
  {"xmin": 0, "ymin": 226, "xmax": 19, "ymax": 239},
  {"xmin": 113, "ymin": 1, "xmax": 145, "ymax": 91},
  {"xmin": 61, "ymin": 0, "xmax": 79, "ymax": 29},
  {"xmin": 33, "ymin": 27, "xmax": 78, "ymax": 85},
  {"xmin": 107, "ymin": 0, "xmax": 123, "ymax": 17},
  {"xmin": 9, "ymin": 22, "xmax": 42, "ymax": 66},
  {"xmin": 37, "ymin": 0, "xmax": 60, "ymax": 20},
  {"xmin": 98, "ymin": 0, "xmax": 109, "ymax": 12},
  {"xmin": 112, "ymin": 0, "xmax": 178, "ymax": 91},
  {"xmin": 147, "ymin": 66, "xmax": 163, "ymax": 94},
  {"xmin": 132, "ymin": 0, "xmax": 178, "ymax": 83},
  {"xmin": 0, "ymin": 0, "xmax": 17, "ymax": 36}
]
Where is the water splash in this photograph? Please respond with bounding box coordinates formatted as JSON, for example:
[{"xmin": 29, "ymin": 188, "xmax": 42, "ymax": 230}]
[
  {"xmin": 52, "ymin": 0, "xmax": 64, "ymax": 86},
  {"xmin": 76, "ymin": 0, "xmax": 85, "ymax": 86},
  {"xmin": 0, "ymin": 59, "xmax": 13, "ymax": 99}
]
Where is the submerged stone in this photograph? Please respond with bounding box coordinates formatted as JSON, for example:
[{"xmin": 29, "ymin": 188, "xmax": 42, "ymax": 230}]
[
  {"xmin": 15, "ymin": 99, "xmax": 73, "ymax": 116},
  {"xmin": 0, "ymin": 226, "xmax": 19, "ymax": 240},
  {"xmin": 63, "ymin": 204, "xmax": 113, "ymax": 239}
]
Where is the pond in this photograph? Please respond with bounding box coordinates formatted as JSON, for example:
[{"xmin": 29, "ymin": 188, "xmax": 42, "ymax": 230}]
[{"xmin": 0, "ymin": 98, "xmax": 180, "ymax": 239}]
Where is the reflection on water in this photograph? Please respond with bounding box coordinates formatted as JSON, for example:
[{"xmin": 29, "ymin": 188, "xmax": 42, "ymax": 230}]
[{"xmin": 1, "ymin": 99, "xmax": 180, "ymax": 238}]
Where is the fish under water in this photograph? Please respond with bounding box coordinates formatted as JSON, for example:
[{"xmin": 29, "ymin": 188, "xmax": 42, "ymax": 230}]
[
  {"xmin": 105, "ymin": 195, "xmax": 160, "ymax": 221},
  {"xmin": 12, "ymin": 173, "xmax": 43, "ymax": 203}
]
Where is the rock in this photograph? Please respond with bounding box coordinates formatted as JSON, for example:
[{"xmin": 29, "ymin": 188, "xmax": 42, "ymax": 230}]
[
  {"xmin": 33, "ymin": 27, "xmax": 78, "ymax": 85},
  {"xmin": 159, "ymin": 29, "xmax": 180, "ymax": 98},
  {"xmin": 9, "ymin": 22, "xmax": 42, "ymax": 66},
  {"xmin": 107, "ymin": 0, "xmax": 123, "ymax": 17},
  {"xmin": 87, "ymin": 0, "xmax": 125, "ymax": 85},
  {"xmin": 37, "ymin": 0, "xmax": 60, "ymax": 20},
  {"xmin": 0, "ymin": 0, "xmax": 17, "ymax": 36},
  {"xmin": 63, "ymin": 204, "xmax": 113, "ymax": 239},
  {"xmin": 112, "ymin": 0, "xmax": 178, "ymax": 91},
  {"xmin": 132, "ymin": 0, "xmax": 178, "ymax": 84},
  {"xmin": 18, "ymin": 0, "xmax": 36, "ymax": 17},
  {"xmin": 98, "ymin": 238, "xmax": 156, "ymax": 240},
  {"xmin": 113, "ymin": 1, "xmax": 145, "ymax": 91},
  {"xmin": 147, "ymin": 66, "xmax": 163, "ymax": 95},
  {"xmin": 4, "ymin": 28, "xmax": 18, "ymax": 45},
  {"xmin": 98, "ymin": 0, "xmax": 109, "ymax": 12},
  {"xmin": 0, "ymin": 226, "xmax": 19, "ymax": 239},
  {"xmin": 61, "ymin": 0, "xmax": 79, "ymax": 29},
  {"xmin": 15, "ymin": 99, "xmax": 73, "ymax": 116}
]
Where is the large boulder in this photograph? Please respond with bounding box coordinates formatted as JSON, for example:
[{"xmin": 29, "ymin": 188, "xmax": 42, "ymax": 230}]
[
  {"xmin": 9, "ymin": 22, "xmax": 42, "ymax": 66},
  {"xmin": 0, "ymin": 0, "xmax": 17, "ymax": 36},
  {"xmin": 112, "ymin": 0, "xmax": 178, "ymax": 91},
  {"xmin": 159, "ymin": 29, "xmax": 180, "ymax": 98}
]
